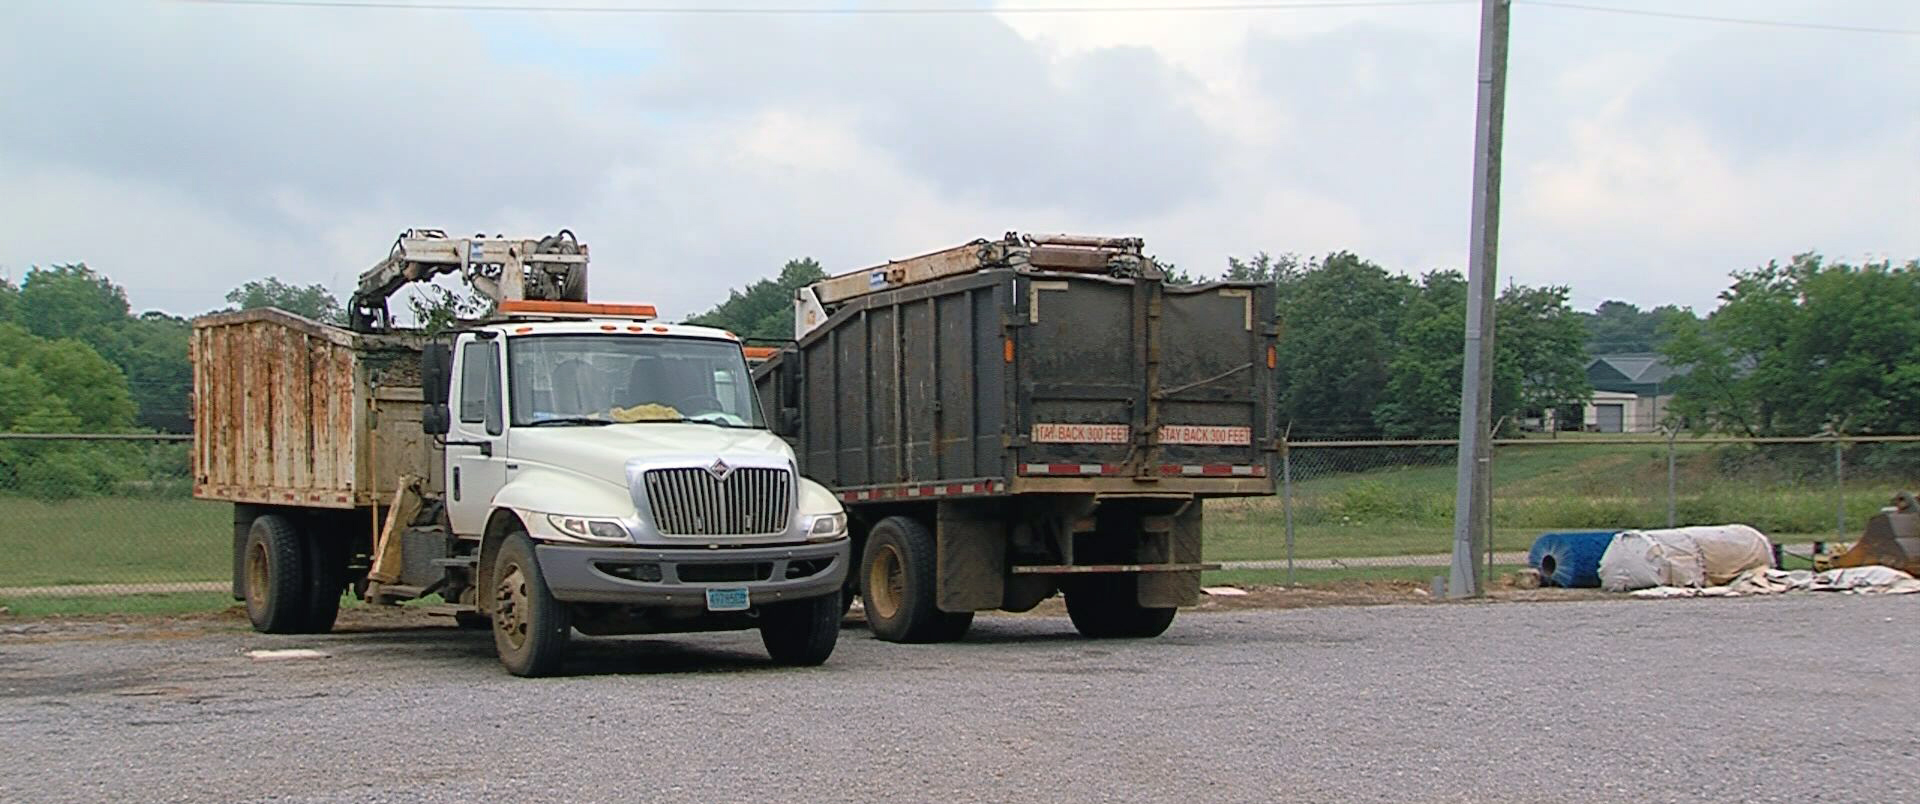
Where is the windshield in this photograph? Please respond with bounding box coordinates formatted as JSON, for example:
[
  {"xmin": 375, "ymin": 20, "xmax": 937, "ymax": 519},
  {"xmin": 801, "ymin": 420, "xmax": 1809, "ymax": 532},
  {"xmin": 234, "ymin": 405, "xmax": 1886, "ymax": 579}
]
[{"xmin": 507, "ymin": 335, "xmax": 764, "ymax": 428}]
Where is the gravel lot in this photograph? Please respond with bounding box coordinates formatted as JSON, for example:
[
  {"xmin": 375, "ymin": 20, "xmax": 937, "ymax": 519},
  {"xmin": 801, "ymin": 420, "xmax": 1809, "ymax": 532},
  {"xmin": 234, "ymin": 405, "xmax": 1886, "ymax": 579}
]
[{"xmin": 3, "ymin": 595, "xmax": 1916, "ymax": 803}]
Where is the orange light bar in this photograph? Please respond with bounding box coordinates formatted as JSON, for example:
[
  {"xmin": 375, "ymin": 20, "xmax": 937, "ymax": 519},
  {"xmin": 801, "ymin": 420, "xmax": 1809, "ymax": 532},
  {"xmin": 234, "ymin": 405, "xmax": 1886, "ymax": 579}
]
[
  {"xmin": 742, "ymin": 346, "xmax": 779, "ymax": 361},
  {"xmin": 498, "ymin": 300, "xmax": 658, "ymax": 319}
]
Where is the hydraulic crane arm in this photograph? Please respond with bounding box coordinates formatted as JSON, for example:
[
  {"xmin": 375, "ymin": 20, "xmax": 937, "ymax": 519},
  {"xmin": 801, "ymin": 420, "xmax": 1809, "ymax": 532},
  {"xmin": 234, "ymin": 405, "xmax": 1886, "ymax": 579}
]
[
  {"xmin": 348, "ymin": 228, "xmax": 590, "ymax": 332},
  {"xmin": 793, "ymin": 232, "xmax": 1157, "ymax": 339}
]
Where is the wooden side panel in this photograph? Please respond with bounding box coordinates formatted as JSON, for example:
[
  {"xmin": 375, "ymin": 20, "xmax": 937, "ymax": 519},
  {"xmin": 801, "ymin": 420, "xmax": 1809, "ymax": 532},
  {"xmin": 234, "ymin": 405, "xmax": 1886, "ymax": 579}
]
[
  {"xmin": 332, "ymin": 345, "xmax": 356, "ymax": 494},
  {"xmin": 191, "ymin": 308, "xmax": 396, "ymax": 509}
]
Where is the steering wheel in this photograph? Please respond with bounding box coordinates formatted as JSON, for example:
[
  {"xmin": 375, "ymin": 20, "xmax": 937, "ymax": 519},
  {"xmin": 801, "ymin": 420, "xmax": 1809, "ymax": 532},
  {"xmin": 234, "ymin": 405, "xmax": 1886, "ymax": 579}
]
[{"xmin": 673, "ymin": 394, "xmax": 727, "ymax": 415}]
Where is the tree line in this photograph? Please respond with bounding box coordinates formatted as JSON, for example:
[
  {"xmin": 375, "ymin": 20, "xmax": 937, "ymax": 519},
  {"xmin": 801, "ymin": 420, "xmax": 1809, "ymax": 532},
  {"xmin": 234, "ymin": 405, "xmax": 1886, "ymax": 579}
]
[
  {"xmin": 685, "ymin": 249, "xmax": 1920, "ymax": 443},
  {"xmin": 0, "ymin": 268, "xmax": 337, "ymax": 497},
  {"xmin": 2, "ymin": 248, "xmax": 1911, "ymax": 497}
]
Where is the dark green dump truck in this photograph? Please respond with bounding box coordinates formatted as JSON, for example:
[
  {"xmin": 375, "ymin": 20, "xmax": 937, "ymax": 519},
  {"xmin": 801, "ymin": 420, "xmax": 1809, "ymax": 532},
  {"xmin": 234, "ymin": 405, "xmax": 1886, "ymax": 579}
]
[{"xmin": 753, "ymin": 234, "xmax": 1279, "ymax": 642}]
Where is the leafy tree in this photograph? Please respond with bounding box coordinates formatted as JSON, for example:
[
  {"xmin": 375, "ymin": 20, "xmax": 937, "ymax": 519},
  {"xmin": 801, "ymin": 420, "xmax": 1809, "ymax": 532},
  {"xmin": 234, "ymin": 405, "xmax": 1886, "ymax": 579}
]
[
  {"xmin": 1664, "ymin": 253, "xmax": 1920, "ymax": 437},
  {"xmin": 408, "ymin": 283, "xmax": 493, "ymax": 336},
  {"xmin": 0, "ymin": 276, "xmax": 17, "ymax": 321},
  {"xmin": 1273, "ymin": 252, "xmax": 1413, "ymax": 439},
  {"xmin": 1498, "ymin": 284, "xmax": 1593, "ymax": 428},
  {"xmin": 98, "ymin": 313, "xmax": 193, "ymax": 432},
  {"xmin": 0, "ymin": 362, "xmax": 54, "ymax": 430},
  {"xmin": 1373, "ymin": 275, "xmax": 1589, "ymax": 439},
  {"xmin": 1223, "ymin": 251, "xmax": 1303, "ymax": 284},
  {"xmin": 226, "ymin": 277, "xmax": 345, "ymax": 323},
  {"xmin": 0, "ymin": 322, "xmax": 141, "ymax": 497},
  {"xmin": 17, "ymin": 263, "xmax": 128, "ymax": 341},
  {"xmin": 686, "ymin": 258, "xmax": 828, "ymax": 341},
  {"xmin": 1578, "ymin": 300, "xmax": 1696, "ymax": 355},
  {"xmin": 1374, "ymin": 272, "xmax": 1476, "ymax": 439}
]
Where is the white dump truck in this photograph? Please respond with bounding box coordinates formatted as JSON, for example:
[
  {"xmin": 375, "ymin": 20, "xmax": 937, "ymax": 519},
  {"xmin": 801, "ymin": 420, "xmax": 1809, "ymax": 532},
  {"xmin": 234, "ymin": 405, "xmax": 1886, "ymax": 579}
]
[{"xmin": 192, "ymin": 229, "xmax": 849, "ymax": 676}]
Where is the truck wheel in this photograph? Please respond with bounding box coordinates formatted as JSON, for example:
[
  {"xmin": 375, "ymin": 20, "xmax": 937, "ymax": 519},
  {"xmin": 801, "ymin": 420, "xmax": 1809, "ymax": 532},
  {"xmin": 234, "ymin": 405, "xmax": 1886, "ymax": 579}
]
[
  {"xmin": 759, "ymin": 590, "xmax": 841, "ymax": 666},
  {"xmin": 491, "ymin": 531, "xmax": 571, "ymax": 677},
  {"xmin": 1064, "ymin": 575, "xmax": 1177, "ymax": 639},
  {"xmin": 860, "ymin": 516, "xmax": 973, "ymax": 643},
  {"xmin": 300, "ymin": 534, "xmax": 345, "ymax": 634},
  {"xmin": 243, "ymin": 514, "xmax": 310, "ymax": 635}
]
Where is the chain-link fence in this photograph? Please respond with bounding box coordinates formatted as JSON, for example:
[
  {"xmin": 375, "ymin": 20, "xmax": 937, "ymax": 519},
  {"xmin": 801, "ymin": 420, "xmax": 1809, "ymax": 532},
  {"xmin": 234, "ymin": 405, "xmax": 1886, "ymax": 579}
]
[
  {"xmin": 3, "ymin": 433, "xmax": 1917, "ymax": 611},
  {"xmin": 1206, "ymin": 434, "xmax": 1920, "ymax": 586},
  {"xmin": 0, "ymin": 434, "xmax": 228, "ymax": 614}
]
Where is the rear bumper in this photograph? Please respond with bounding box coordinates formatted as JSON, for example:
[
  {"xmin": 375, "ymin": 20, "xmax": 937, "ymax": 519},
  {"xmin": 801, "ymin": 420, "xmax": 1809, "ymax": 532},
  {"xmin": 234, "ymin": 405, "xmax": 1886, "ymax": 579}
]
[{"xmin": 535, "ymin": 540, "xmax": 849, "ymax": 606}]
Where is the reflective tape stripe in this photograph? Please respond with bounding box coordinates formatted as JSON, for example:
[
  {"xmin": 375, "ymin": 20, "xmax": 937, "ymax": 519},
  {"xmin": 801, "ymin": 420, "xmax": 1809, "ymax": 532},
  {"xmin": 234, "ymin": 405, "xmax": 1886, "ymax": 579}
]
[
  {"xmin": 837, "ymin": 479, "xmax": 1008, "ymax": 502},
  {"xmin": 1157, "ymin": 464, "xmax": 1268, "ymax": 477}
]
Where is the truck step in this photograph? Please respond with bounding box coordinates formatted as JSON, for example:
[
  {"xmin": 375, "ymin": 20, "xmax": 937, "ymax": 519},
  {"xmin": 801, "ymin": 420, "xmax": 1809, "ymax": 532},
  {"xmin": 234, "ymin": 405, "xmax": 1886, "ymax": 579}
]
[
  {"xmin": 431, "ymin": 556, "xmax": 478, "ymax": 569},
  {"xmin": 422, "ymin": 603, "xmax": 480, "ymax": 617},
  {"xmin": 1009, "ymin": 562, "xmax": 1220, "ymax": 575}
]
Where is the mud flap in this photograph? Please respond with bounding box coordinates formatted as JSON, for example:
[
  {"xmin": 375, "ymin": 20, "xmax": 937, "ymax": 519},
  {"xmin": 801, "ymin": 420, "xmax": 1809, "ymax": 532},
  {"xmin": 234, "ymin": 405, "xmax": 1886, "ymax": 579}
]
[
  {"xmin": 1138, "ymin": 503, "xmax": 1202, "ymax": 608},
  {"xmin": 937, "ymin": 500, "xmax": 1006, "ymax": 612}
]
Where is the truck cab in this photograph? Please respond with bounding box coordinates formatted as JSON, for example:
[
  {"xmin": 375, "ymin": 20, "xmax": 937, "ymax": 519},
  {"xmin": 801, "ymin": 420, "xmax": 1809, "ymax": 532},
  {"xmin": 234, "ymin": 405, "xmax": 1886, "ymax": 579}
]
[{"xmin": 420, "ymin": 303, "xmax": 851, "ymax": 673}]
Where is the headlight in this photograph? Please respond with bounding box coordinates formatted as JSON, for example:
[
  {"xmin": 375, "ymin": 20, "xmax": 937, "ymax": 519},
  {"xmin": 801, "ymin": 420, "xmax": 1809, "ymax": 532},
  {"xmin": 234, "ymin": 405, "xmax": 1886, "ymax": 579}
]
[
  {"xmin": 803, "ymin": 512, "xmax": 848, "ymax": 542},
  {"xmin": 547, "ymin": 514, "xmax": 630, "ymax": 542}
]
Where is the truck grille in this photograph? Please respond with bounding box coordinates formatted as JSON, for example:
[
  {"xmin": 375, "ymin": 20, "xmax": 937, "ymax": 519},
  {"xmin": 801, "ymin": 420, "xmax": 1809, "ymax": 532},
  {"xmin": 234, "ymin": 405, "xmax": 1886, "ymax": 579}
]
[{"xmin": 642, "ymin": 467, "xmax": 792, "ymax": 536}]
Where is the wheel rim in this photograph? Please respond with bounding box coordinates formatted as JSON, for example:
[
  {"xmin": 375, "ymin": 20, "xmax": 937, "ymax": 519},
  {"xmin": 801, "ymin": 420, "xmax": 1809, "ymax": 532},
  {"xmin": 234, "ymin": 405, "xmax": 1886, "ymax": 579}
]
[
  {"xmin": 495, "ymin": 562, "xmax": 529, "ymax": 651},
  {"xmin": 244, "ymin": 540, "xmax": 269, "ymax": 613},
  {"xmin": 867, "ymin": 543, "xmax": 905, "ymax": 621}
]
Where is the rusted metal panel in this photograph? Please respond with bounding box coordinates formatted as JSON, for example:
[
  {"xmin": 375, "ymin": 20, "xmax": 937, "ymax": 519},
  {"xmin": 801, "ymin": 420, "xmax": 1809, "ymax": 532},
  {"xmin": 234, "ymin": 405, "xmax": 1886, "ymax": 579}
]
[
  {"xmin": 192, "ymin": 308, "xmax": 434, "ymax": 510},
  {"xmin": 759, "ymin": 267, "xmax": 1277, "ymax": 500}
]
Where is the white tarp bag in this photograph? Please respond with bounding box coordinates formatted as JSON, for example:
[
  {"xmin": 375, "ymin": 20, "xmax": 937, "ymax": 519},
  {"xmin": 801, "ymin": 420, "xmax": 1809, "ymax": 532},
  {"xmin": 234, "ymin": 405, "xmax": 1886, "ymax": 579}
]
[
  {"xmin": 1598, "ymin": 525, "xmax": 1773, "ymax": 592},
  {"xmin": 1630, "ymin": 566, "xmax": 1920, "ymax": 598}
]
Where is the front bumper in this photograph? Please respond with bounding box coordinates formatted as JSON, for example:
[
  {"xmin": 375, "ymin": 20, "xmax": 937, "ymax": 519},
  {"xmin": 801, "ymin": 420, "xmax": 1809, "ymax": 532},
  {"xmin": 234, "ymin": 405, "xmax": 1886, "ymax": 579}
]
[{"xmin": 536, "ymin": 540, "xmax": 848, "ymax": 607}]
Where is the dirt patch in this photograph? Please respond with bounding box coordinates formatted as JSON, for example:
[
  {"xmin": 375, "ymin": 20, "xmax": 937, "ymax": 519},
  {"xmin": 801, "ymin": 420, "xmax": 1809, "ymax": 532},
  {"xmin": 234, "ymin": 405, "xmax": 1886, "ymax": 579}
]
[{"xmin": 0, "ymin": 603, "xmax": 454, "ymax": 644}]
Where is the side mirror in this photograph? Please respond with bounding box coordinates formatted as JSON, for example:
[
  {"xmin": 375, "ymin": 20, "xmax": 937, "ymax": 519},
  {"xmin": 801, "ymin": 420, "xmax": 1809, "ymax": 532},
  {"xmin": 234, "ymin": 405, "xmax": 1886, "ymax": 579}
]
[
  {"xmin": 420, "ymin": 344, "xmax": 453, "ymax": 436},
  {"xmin": 421, "ymin": 343, "xmax": 452, "ymax": 405},
  {"xmin": 779, "ymin": 407, "xmax": 801, "ymax": 436}
]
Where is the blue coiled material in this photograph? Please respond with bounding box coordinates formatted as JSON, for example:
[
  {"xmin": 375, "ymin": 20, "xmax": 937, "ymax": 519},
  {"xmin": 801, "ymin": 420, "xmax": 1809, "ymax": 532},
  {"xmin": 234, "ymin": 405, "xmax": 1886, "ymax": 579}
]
[{"xmin": 1527, "ymin": 530, "xmax": 1618, "ymax": 588}]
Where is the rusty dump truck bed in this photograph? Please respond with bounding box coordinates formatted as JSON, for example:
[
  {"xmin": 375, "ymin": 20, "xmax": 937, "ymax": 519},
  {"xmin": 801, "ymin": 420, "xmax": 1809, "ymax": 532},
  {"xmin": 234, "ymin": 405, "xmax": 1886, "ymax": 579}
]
[
  {"xmin": 754, "ymin": 269, "xmax": 1279, "ymax": 500},
  {"xmin": 191, "ymin": 308, "xmax": 437, "ymax": 508}
]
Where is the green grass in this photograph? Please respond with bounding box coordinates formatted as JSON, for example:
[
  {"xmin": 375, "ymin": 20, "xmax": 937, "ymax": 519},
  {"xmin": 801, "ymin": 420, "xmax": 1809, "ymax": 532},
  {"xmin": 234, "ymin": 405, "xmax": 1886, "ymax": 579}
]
[
  {"xmin": 0, "ymin": 437, "xmax": 1893, "ymax": 616},
  {"xmin": 0, "ymin": 591, "xmax": 238, "ymax": 617},
  {"xmin": 1204, "ymin": 564, "xmax": 1528, "ymax": 587},
  {"xmin": 0, "ymin": 496, "xmax": 229, "ymax": 587},
  {"xmin": 1206, "ymin": 442, "xmax": 1887, "ymax": 562}
]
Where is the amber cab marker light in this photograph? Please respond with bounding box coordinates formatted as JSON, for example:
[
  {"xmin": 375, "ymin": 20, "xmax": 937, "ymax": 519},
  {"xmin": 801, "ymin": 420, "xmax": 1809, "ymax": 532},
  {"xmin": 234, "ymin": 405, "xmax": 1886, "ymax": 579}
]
[
  {"xmin": 497, "ymin": 300, "xmax": 658, "ymax": 319},
  {"xmin": 1267, "ymin": 345, "xmax": 1278, "ymax": 369},
  {"xmin": 1003, "ymin": 337, "xmax": 1015, "ymax": 363}
]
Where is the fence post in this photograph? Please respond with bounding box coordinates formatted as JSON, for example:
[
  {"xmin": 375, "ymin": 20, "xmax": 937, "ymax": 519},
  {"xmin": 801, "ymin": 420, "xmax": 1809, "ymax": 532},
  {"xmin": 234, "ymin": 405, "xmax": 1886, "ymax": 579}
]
[
  {"xmin": 1283, "ymin": 442, "xmax": 1295, "ymax": 586},
  {"xmin": 1665, "ymin": 428, "xmax": 1678, "ymax": 528},
  {"xmin": 1485, "ymin": 423, "xmax": 1497, "ymax": 582},
  {"xmin": 1834, "ymin": 439, "xmax": 1846, "ymax": 540}
]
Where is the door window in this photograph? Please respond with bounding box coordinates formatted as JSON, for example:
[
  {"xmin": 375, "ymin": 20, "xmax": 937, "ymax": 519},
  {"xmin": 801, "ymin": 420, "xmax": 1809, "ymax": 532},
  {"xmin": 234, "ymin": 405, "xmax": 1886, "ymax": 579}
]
[{"xmin": 458, "ymin": 341, "xmax": 500, "ymax": 433}]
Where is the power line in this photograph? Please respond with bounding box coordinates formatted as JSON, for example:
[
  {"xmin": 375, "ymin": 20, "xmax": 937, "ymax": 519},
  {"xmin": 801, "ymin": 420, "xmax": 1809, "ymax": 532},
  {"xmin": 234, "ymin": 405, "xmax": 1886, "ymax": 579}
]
[
  {"xmin": 170, "ymin": 0, "xmax": 1472, "ymax": 13},
  {"xmin": 1520, "ymin": 1, "xmax": 1920, "ymax": 38}
]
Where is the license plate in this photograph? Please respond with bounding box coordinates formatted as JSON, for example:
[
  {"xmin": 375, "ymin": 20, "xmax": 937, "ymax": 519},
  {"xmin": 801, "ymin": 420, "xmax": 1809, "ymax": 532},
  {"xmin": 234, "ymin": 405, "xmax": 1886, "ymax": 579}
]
[{"xmin": 705, "ymin": 587, "xmax": 750, "ymax": 612}]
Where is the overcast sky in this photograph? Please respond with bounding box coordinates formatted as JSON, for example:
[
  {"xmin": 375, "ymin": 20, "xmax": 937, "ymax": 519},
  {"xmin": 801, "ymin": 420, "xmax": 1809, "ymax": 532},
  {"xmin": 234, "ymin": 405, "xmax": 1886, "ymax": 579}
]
[{"xmin": 2, "ymin": 0, "xmax": 1915, "ymax": 323}]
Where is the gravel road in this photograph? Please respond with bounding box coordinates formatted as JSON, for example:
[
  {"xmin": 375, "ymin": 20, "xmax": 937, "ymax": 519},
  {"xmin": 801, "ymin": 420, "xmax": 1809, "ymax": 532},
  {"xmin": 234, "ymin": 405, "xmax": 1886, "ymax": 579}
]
[{"xmin": 3, "ymin": 595, "xmax": 1916, "ymax": 803}]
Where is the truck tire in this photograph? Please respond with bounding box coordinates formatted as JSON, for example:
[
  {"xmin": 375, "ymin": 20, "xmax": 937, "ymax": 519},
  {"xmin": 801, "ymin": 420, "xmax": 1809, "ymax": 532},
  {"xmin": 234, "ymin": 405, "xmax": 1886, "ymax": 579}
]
[
  {"xmin": 490, "ymin": 531, "xmax": 571, "ymax": 677},
  {"xmin": 1064, "ymin": 574, "xmax": 1177, "ymax": 639},
  {"xmin": 859, "ymin": 516, "xmax": 973, "ymax": 643},
  {"xmin": 758, "ymin": 590, "xmax": 841, "ymax": 666},
  {"xmin": 300, "ymin": 534, "xmax": 345, "ymax": 634},
  {"xmin": 242, "ymin": 514, "xmax": 310, "ymax": 634}
]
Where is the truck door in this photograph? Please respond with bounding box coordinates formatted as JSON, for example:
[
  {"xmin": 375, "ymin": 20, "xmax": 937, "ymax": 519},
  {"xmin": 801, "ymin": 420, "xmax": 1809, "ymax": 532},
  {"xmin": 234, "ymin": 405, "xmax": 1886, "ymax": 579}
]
[{"xmin": 447, "ymin": 335, "xmax": 509, "ymax": 536}]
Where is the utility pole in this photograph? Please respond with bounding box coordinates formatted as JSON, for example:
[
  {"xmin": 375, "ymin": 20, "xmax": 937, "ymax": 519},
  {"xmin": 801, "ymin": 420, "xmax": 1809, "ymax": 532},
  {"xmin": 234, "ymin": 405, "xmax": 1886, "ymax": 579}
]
[{"xmin": 1449, "ymin": 0, "xmax": 1510, "ymax": 599}]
